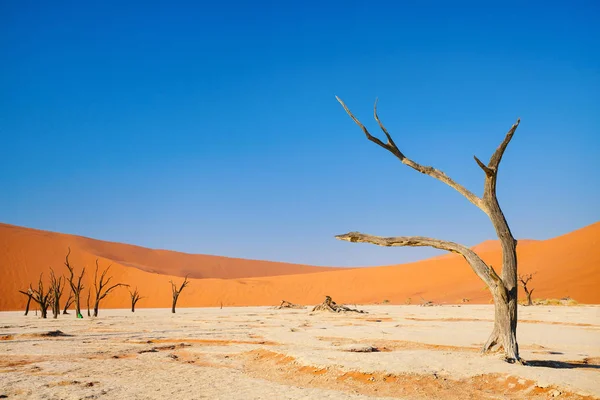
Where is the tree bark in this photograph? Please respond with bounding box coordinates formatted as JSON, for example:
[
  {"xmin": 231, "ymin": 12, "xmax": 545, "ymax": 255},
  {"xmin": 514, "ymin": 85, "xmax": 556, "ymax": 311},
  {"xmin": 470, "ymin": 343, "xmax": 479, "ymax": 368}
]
[{"xmin": 336, "ymin": 97, "xmax": 523, "ymax": 363}]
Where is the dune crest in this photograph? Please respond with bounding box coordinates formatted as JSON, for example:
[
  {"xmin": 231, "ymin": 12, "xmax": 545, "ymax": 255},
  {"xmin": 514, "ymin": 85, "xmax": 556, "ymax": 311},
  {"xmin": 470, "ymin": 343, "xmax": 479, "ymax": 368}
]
[{"xmin": 0, "ymin": 221, "xmax": 598, "ymax": 311}]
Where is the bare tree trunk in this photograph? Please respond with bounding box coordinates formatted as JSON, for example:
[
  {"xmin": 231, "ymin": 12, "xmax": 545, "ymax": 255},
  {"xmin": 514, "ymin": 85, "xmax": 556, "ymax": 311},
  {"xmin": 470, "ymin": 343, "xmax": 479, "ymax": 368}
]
[
  {"xmin": 24, "ymin": 294, "xmax": 32, "ymax": 316},
  {"xmin": 19, "ymin": 290, "xmax": 34, "ymax": 316},
  {"xmin": 171, "ymin": 294, "xmax": 179, "ymax": 314},
  {"xmin": 75, "ymin": 294, "xmax": 82, "ymax": 317},
  {"xmin": 64, "ymin": 248, "xmax": 85, "ymax": 318},
  {"xmin": 87, "ymin": 289, "xmax": 91, "ymax": 317},
  {"xmin": 336, "ymin": 97, "xmax": 523, "ymax": 363},
  {"xmin": 525, "ymin": 288, "xmax": 533, "ymax": 306}
]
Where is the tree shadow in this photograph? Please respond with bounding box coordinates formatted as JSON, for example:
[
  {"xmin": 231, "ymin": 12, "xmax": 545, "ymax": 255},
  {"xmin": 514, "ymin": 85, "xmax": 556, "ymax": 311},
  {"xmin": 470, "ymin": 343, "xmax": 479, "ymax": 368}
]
[{"xmin": 526, "ymin": 360, "xmax": 600, "ymax": 370}]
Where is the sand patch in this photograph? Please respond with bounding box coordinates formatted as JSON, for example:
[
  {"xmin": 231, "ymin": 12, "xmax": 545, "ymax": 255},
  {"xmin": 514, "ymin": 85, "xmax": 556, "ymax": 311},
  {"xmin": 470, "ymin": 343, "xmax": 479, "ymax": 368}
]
[
  {"xmin": 317, "ymin": 336, "xmax": 479, "ymax": 352},
  {"xmin": 242, "ymin": 349, "xmax": 596, "ymax": 399}
]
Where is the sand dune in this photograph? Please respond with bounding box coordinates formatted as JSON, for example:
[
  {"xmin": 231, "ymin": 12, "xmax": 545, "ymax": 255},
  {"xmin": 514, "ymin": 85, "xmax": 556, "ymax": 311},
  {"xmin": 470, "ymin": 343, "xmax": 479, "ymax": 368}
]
[{"xmin": 0, "ymin": 221, "xmax": 598, "ymax": 311}]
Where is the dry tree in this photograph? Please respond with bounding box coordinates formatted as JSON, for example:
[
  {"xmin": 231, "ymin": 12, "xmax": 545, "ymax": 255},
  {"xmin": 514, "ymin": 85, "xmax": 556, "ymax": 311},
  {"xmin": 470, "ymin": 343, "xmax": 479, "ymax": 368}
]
[
  {"xmin": 29, "ymin": 274, "xmax": 51, "ymax": 318},
  {"xmin": 49, "ymin": 268, "xmax": 65, "ymax": 319},
  {"xmin": 170, "ymin": 275, "xmax": 189, "ymax": 313},
  {"xmin": 336, "ymin": 97, "xmax": 523, "ymax": 363},
  {"xmin": 64, "ymin": 247, "xmax": 85, "ymax": 318},
  {"xmin": 128, "ymin": 287, "xmax": 144, "ymax": 312},
  {"xmin": 92, "ymin": 259, "xmax": 128, "ymax": 317},
  {"xmin": 18, "ymin": 287, "xmax": 34, "ymax": 316},
  {"xmin": 62, "ymin": 290, "xmax": 74, "ymax": 314},
  {"xmin": 518, "ymin": 273, "xmax": 536, "ymax": 306}
]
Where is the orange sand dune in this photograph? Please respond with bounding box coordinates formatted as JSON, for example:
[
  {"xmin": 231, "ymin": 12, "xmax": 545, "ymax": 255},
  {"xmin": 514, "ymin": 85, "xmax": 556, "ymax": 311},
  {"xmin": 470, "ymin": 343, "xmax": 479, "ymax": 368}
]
[{"xmin": 0, "ymin": 221, "xmax": 598, "ymax": 311}]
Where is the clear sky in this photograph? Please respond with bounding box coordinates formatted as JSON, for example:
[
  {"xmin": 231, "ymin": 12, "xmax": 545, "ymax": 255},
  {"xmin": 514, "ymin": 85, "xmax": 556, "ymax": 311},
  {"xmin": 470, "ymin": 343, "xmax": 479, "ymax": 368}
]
[{"xmin": 1, "ymin": 1, "xmax": 598, "ymax": 267}]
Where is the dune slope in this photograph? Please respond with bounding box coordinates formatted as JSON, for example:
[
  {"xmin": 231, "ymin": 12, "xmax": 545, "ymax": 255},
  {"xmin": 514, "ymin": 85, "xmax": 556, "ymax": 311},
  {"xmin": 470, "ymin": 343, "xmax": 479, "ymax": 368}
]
[{"xmin": 0, "ymin": 221, "xmax": 598, "ymax": 311}]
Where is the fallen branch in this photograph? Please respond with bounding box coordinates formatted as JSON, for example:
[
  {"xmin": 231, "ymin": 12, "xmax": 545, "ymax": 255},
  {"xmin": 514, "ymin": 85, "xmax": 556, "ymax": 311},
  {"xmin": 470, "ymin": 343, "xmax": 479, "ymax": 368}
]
[{"xmin": 312, "ymin": 296, "xmax": 366, "ymax": 313}]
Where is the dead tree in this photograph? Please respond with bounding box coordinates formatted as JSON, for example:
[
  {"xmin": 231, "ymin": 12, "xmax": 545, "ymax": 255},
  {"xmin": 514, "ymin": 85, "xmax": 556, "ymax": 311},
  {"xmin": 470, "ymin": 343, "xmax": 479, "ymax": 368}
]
[
  {"xmin": 62, "ymin": 290, "xmax": 74, "ymax": 314},
  {"xmin": 518, "ymin": 273, "xmax": 536, "ymax": 306},
  {"xmin": 18, "ymin": 288, "xmax": 34, "ymax": 316},
  {"xmin": 29, "ymin": 274, "xmax": 51, "ymax": 318},
  {"xmin": 336, "ymin": 97, "xmax": 523, "ymax": 363},
  {"xmin": 128, "ymin": 287, "xmax": 144, "ymax": 312},
  {"xmin": 49, "ymin": 268, "xmax": 65, "ymax": 319},
  {"xmin": 170, "ymin": 275, "xmax": 189, "ymax": 313},
  {"xmin": 92, "ymin": 259, "xmax": 127, "ymax": 317},
  {"xmin": 64, "ymin": 248, "xmax": 85, "ymax": 318}
]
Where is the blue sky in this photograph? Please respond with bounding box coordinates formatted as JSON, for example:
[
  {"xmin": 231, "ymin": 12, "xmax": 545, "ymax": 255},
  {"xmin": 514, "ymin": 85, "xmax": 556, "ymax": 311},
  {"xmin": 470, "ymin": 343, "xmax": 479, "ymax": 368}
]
[{"xmin": 1, "ymin": 1, "xmax": 598, "ymax": 266}]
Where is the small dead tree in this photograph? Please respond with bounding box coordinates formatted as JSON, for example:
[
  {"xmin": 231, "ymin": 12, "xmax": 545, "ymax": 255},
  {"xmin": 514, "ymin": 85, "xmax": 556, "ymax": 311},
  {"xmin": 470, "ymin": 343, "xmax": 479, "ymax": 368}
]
[
  {"xmin": 64, "ymin": 248, "xmax": 85, "ymax": 318},
  {"xmin": 336, "ymin": 97, "xmax": 523, "ymax": 363},
  {"xmin": 128, "ymin": 287, "xmax": 144, "ymax": 312},
  {"xmin": 170, "ymin": 275, "xmax": 189, "ymax": 313},
  {"xmin": 62, "ymin": 290, "xmax": 74, "ymax": 314},
  {"xmin": 18, "ymin": 288, "xmax": 34, "ymax": 316},
  {"xmin": 29, "ymin": 274, "xmax": 51, "ymax": 318},
  {"xmin": 92, "ymin": 259, "xmax": 127, "ymax": 317},
  {"xmin": 49, "ymin": 268, "xmax": 65, "ymax": 319},
  {"xmin": 518, "ymin": 273, "xmax": 536, "ymax": 306}
]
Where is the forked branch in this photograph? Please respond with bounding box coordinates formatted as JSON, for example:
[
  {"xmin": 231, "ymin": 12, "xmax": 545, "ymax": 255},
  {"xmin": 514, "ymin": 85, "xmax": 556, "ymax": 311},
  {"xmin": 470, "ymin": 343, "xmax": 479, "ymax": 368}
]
[
  {"xmin": 336, "ymin": 96, "xmax": 483, "ymax": 209},
  {"xmin": 170, "ymin": 275, "xmax": 190, "ymax": 313}
]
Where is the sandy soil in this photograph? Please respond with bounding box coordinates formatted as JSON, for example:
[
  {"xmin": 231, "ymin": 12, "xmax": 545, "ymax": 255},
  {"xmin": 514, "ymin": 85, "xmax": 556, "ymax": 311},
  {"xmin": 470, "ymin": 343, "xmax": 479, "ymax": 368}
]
[
  {"xmin": 2, "ymin": 222, "xmax": 599, "ymax": 311},
  {"xmin": 1, "ymin": 305, "xmax": 599, "ymax": 399}
]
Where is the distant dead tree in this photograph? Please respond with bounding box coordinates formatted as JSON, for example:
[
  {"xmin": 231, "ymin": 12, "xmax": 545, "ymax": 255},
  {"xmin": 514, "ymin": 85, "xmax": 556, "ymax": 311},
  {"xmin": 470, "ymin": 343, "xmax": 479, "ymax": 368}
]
[
  {"xmin": 336, "ymin": 97, "xmax": 523, "ymax": 363},
  {"xmin": 170, "ymin": 275, "xmax": 190, "ymax": 313},
  {"xmin": 62, "ymin": 290, "xmax": 74, "ymax": 314},
  {"xmin": 518, "ymin": 273, "xmax": 536, "ymax": 306},
  {"xmin": 29, "ymin": 274, "xmax": 51, "ymax": 318},
  {"xmin": 128, "ymin": 287, "xmax": 144, "ymax": 312},
  {"xmin": 49, "ymin": 268, "xmax": 65, "ymax": 319},
  {"xmin": 64, "ymin": 248, "xmax": 85, "ymax": 318},
  {"xmin": 18, "ymin": 288, "xmax": 34, "ymax": 316},
  {"xmin": 92, "ymin": 259, "xmax": 127, "ymax": 317}
]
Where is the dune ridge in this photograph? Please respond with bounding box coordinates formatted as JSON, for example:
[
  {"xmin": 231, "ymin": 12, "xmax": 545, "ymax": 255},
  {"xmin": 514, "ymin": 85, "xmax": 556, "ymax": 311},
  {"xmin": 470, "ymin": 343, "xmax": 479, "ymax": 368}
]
[{"xmin": 0, "ymin": 221, "xmax": 598, "ymax": 311}]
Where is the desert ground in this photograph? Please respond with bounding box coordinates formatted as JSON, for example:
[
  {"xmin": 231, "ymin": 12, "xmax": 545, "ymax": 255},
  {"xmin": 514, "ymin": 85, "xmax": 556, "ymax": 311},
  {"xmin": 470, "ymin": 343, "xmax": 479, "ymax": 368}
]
[{"xmin": 1, "ymin": 305, "xmax": 599, "ymax": 399}]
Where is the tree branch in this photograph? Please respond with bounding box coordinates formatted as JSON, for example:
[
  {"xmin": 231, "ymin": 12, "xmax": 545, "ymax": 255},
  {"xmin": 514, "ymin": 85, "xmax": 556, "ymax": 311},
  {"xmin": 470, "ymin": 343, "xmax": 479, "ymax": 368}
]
[
  {"xmin": 335, "ymin": 231, "xmax": 501, "ymax": 289},
  {"xmin": 489, "ymin": 119, "xmax": 520, "ymax": 170},
  {"xmin": 336, "ymin": 96, "xmax": 484, "ymax": 209}
]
